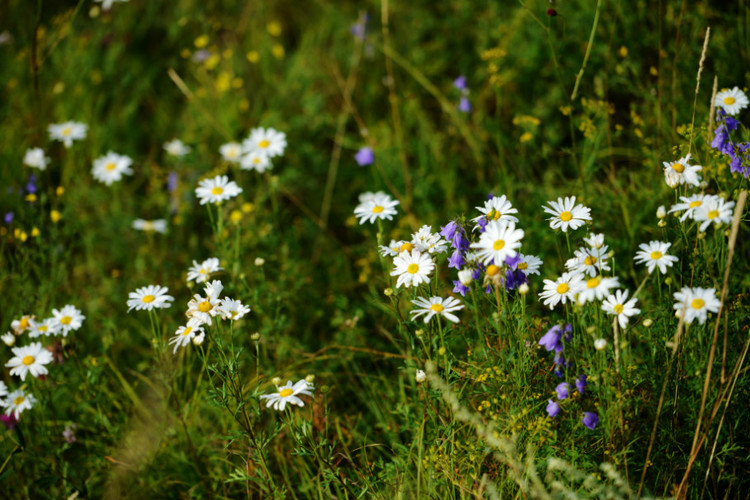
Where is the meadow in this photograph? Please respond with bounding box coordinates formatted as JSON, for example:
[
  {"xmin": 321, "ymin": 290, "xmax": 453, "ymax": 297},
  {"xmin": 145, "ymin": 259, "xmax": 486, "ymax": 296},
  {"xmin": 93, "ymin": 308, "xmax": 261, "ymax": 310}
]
[{"xmin": 1, "ymin": 0, "xmax": 749, "ymax": 498}]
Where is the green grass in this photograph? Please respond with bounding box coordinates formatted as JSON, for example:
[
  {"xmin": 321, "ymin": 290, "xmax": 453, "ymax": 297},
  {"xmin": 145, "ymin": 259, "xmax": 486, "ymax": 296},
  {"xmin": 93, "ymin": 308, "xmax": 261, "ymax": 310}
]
[{"xmin": 1, "ymin": 0, "xmax": 749, "ymax": 498}]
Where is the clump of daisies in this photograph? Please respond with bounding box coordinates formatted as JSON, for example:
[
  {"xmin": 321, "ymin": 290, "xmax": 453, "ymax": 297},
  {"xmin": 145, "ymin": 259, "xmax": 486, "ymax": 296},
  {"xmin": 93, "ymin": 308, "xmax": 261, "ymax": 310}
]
[{"xmin": 238, "ymin": 126, "xmax": 287, "ymax": 173}]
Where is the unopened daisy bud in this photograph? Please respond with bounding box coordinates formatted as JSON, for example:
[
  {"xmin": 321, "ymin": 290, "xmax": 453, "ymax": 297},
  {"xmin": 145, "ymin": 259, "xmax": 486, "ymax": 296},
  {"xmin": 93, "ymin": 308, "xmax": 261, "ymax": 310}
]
[
  {"xmin": 457, "ymin": 269, "xmax": 474, "ymax": 286},
  {"xmin": 304, "ymin": 374, "xmax": 315, "ymax": 384},
  {"xmin": 438, "ymin": 347, "xmax": 446, "ymax": 356},
  {"xmin": 320, "ymin": 385, "xmax": 331, "ymax": 394},
  {"xmin": 415, "ymin": 369, "xmax": 426, "ymax": 383},
  {"xmin": 415, "ymin": 329, "xmax": 424, "ymax": 337},
  {"xmin": 271, "ymin": 377, "xmax": 282, "ymax": 386},
  {"xmin": 254, "ymin": 257, "xmax": 265, "ymax": 266},
  {"xmin": 642, "ymin": 318, "xmax": 653, "ymax": 327},
  {"xmin": 657, "ymin": 219, "xmax": 667, "ymax": 228},
  {"xmin": 250, "ymin": 332, "xmax": 261, "ymax": 341},
  {"xmin": 656, "ymin": 205, "xmax": 666, "ymax": 219},
  {"xmin": 607, "ymin": 250, "xmax": 615, "ymax": 258},
  {"xmin": 594, "ymin": 338, "xmax": 608, "ymax": 351},
  {"xmin": 675, "ymin": 309, "xmax": 683, "ymax": 319},
  {"xmin": 2, "ymin": 332, "xmax": 16, "ymax": 346},
  {"xmin": 518, "ymin": 283, "xmax": 530, "ymax": 295},
  {"xmin": 664, "ymin": 277, "xmax": 672, "ymax": 286},
  {"xmin": 384, "ymin": 288, "xmax": 394, "ymax": 297},
  {"xmin": 192, "ymin": 332, "xmax": 205, "ymax": 345},
  {"xmin": 586, "ymin": 325, "xmax": 597, "ymax": 335}
]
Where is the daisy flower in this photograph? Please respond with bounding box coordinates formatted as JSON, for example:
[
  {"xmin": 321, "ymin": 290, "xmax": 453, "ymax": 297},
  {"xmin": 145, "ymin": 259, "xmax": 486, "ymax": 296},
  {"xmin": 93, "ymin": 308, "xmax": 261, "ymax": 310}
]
[
  {"xmin": 673, "ymin": 287, "xmax": 721, "ymax": 325},
  {"xmin": 48, "ymin": 121, "xmax": 87, "ymax": 148},
  {"xmin": 539, "ymin": 272, "xmax": 584, "ymax": 309},
  {"xmin": 0, "ymin": 381, "xmax": 6, "ymax": 399},
  {"xmin": 195, "ymin": 175, "xmax": 243, "ymax": 205},
  {"xmin": 543, "ymin": 196, "xmax": 592, "ymax": 232},
  {"xmin": 411, "ymin": 225, "xmax": 449, "ymax": 255},
  {"xmin": 51, "ymin": 305, "xmax": 85, "ymax": 336},
  {"xmin": 23, "ymin": 148, "xmax": 50, "ymax": 170},
  {"xmin": 92, "ymin": 152, "xmax": 134, "ymax": 186},
  {"xmin": 391, "ymin": 249, "xmax": 435, "ymax": 288},
  {"xmin": 240, "ymin": 151, "xmax": 272, "ymax": 173},
  {"xmin": 669, "ymin": 194, "xmax": 718, "ymax": 222},
  {"xmin": 220, "ymin": 142, "xmax": 243, "ymax": 163},
  {"xmin": 714, "ymin": 87, "xmax": 749, "ymax": 115},
  {"xmin": 259, "ymin": 379, "xmax": 313, "ymax": 411},
  {"xmin": 565, "ymin": 246, "xmax": 610, "ymax": 277},
  {"xmin": 693, "ymin": 196, "xmax": 735, "ymax": 232},
  {"xmin": 168, "ymin": 320, "xmax": 206, "ymax": 354},
  {"xmin": 409, "ymin": 296, "xmax": 464, "ymax": 324},
  {"xmin": 243, "ymin": 127, "xmax": 287, "ymax": 158},
  {"xmin": 358, "ymin": 191, "xmax": 388, "ymax": 203},
  {"xmin": 472, "ymin": 195, "xmax": 519, "ymax": 229},
  {"xmin": 186, "ymin": 280, "xmax": 224, "ymax": 325},
  {"xmin": 11, "ymin": 315, "xmax": 33, "ymax": 335},
  {"xmin": 94, "ymin": 0, "xmax": 129, "ymax": 10},
  {"xmin": 28, "ymin": 318, "xmax": 60, "ymax": 338},
  {"xmin": 2, "ymin": 333, "xmax": 16, "ymax": 346},
  {"xmin": 132, "ymin": 219, "xmax": 167, "ymax": 233},
  {"xmin": 127, "ymin": 285, "xmax": 174, "ymax": 312},
  {"xmin": 186, "ymin": 257, "xmax": 223, "ymax": 283},
  {"xmin": 217, "ymin": 298, "xmax": 251, "ymax": 320},
  {"xmin": 633, "ymin": 241, "xmax": 679, "ymax": 274},
  {"xmin": 163, "ymin": 138, "xmax": 190, "ymax": 157},
  {"xmin": 517, "ymin": 253, "xmax": 543, "ymax": 275},
  {"xmin": 662, "ymin": 154, "xmax": 701, "ymax": 188},
  {"xmin": 353, "ymin": 192, "xmax": 399, "ymax": 224},
  {"xmin": 470, "ymin": 220, "xmax": 524, "ymax": 266},
  {"xmin": 583, "ymin": 233, "xmax": 605, "ymax": 249},
  {"xmin": 379, "ymin": 240, "xmax": 413, "ymax": 258},
  {"xmin": 6, "ymin": 342, "xmax": 54, "ymax": 381},
  {"xmin": 574, "ymin": 276, "xmax": 620, "ymax": 305},
  {"xmin": 602, "ymin": 290, "xmax": 640, "ymax": 328},
  {"xmin": 3, "ymin": 389, "xmax": 36, "ymax": 420}
]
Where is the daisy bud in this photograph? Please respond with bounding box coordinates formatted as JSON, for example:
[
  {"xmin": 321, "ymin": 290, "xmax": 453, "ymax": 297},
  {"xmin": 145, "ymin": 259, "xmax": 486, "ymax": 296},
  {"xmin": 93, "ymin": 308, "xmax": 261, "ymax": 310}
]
[
  {"xmin": 664, "ymin": 277, "xmax": 672, "ymax": 286},
  {"xmin": 305, "ymin": 374, "xmax": 315, "ymax": 383},
  {"xmin": 271, "ymin": 377, "xmax": 282, "ymax": 386},
  {"xmin": 254, "ymin": 257, "xmax": 265, "ymax": 266},
  {"xmin": 250, "ymin": 332, "xmax": 261, "ymax": 341},
  {"xmin": 586, "ymin": 325, "xmax": 597, "ymax": 335},
  {"xmin": 415, "ymin": 329, "xmax": 424, "ymax": 337},
  {"xmin": 594, "ymin": 338, "xmax": 608, "ymax": 351},
  {"xmin": 656, "ymin": 205, "xmax": 666, "ymax": 219},
  {"xmin": 643, "ymin": 318, "xmax": 653, "ymax": 327},
  {"xmin": 384, "ymin": 288, "xmax": 394, "ymax": 297},
  {"xmin": 657, "ymin": 219, "xmax": 667, "ymax": 228},
  {"xmin": 2, "ymin": 332, "xmax": 16, "ymax": 346},
  {"xmin": 192, "ymin": 332, "xmax": 205, "ymax": 345},
  {"xmin": 518, "ymin": 283, "xmax": 530, "ymax": 295},
  {"xmin": 457, "ymin": 269, "xmax": 474, "ymax": 286},
  {"xmin": 415, "ymin": 369, "xmax": 426, "ymax": 383},
  {"xmin": 438, "ymin": 347, "xmax": 446, "ymax": 356}
]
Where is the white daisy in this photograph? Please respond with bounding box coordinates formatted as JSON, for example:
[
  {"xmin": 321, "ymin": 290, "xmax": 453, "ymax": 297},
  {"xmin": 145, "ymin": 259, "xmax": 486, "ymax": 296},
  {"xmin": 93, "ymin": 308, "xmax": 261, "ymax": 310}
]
[
  {"xmin": 3, "ymin": 389, "xmax": 36, "ymax": 420},
  {"xmin": 358, "ymin": 191, "xmax": 388, "ymax": 203},
  {"xmin": 2, "ymin": 332, "xmax": 16, "ymax": 346},
  {"xmin": 11, "ymin": 315, "xmax": 34, "ymax": 335},
  {"xmin": 50, "ymin": 305, "xmax": 85, "ymax": 336},
  {"xmin": 23, "ymin": 148, "xmax": 50, "ymax": 170},
  {"xmin": 217, "ymin": 298, "xmax": 251, "ymax": 320},
  {"xmin": 539, "ymin": 272, "xmax": 584, "ymax": 309},
  {"xmin": 714, "ymin": 87, "xmax": 749, "ymax": 115},
  {"xmin": 94, "ymin": 0, "xmax": 129, "ymax": 10},
  {"xmin": 48, "ymin": 121, "xmax": 87, "ymax": 148},
  {"xmin": 168, "ymin": 319, "xmax": 205, "ymax": 354},
  {"xmin": 195, "ymin": 175, "xmax": 243, "ymax": 205},
  {"xmin": 574, "ymin": 276, "xmax": 620, "ymax": 305},
  {"xmin": 602, "ymin": 290, "xmax": 640, "ymax": 329},
  {"xmin": 693, "ymin": 196, "xmax": 735, "ymax": 232},
  {"xmin": 662, "ymin": 154, "xmax": 701, "ymax": 188},
  {"xmin": 470, "ymin": 219, "xmax": 524, "ymax": 266},
  {"xmin": 472, "ymin": 195, "xmax": 519, "ymax": 229},
  {"xmin": 186, "ymin": 280, "xmax": 224, "ymax": 325},
  {"xmin": 92, "ymin": 152, "xmax": 133, "ymax": 186},
  {"xmin": 132, "ymin": 219, "xmax": 168, "ymax": 234},
  {"xmin": 583, "ymin": 233, "xmax": 605, "ymax": 249},
  {"xmin": 186, "ymin": 257, "xmax": 223, "ymax": 283},
  {"xmin": 127, "ymin": 285, "xmax": 174, "ymax": 312},
  {"xmin": 565, "ymin": 246, "xmax": 610, "ymax": 277},
  {"xmin": 411, "ymin": 225, "xmax": 449, "ymax": 255},
  {"xmin": 673, "ymin": 287, "xmax": 721, "ymax": 325},
  {"xmin": 378, "ymin": 240, "xmax": 413, "ymax": 258},
  {"xmin": 163, "ymin": 138, "xmax": 191, "ymax": 157},
  {"xmin": 410, "ymin": 296, "xmax": 464, "ymax": 324},
  {"xmin": 633, "ymin": 241, "xmax": 679, "ymax": 274},
  {"xmin": 220, "ymin": 142, "xmax": 243, "ymax": 163},
  {"xmin": 28, "ymin": 318, "xmax": 60, "ymax": 338},
  {"xmin": 259, "ymin": 379, "xmax": 313, "ymax": 411},
  {"xmin": 543, "ymin": 196, "xmax": 592, "ymax": 232},
  {"xmin": 353, "ymin": 192, "xmax": 399, "ymax": 224},
  {"xmin": 391, "ymin": 249, "xmax": 435, "ymax": 288},
  {"xmin": 5, "ymin": 342, "xmax": 54, "ymax": 381},
  {"xmin": 669, "ymin": 194, "xmax": 718, "ymax": 222},
  {"xmin": 240, "ymin": 151, "xmax": 272, "ymax": 173},
  {"xmin": 0, "ymin": 381, "xmax": 6, "ymax": 399},
  {"xmin": 517, "ymin": 253, "xmax": 543, "ymax": 275},
  {"xmin": 242, "ymin": 127, "xmax": 287, "ymax": 158}
]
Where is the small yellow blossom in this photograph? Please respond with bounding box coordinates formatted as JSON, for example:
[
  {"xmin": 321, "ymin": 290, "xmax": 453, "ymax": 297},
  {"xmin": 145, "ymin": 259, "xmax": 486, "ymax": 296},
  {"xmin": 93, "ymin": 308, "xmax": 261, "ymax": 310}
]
[
  {"xmin": 194, "ymin": 35, "xmax": 209, "ymax": 48},
  {"xmin": 246, "ymin": 51, "xmax": 260, "ymax": 63},
  {"xmin": 271, "ymin": 44, "xmax": 285, "ymax": 59},
  {"xmin": 31, "ymin": 227, "xmax": 40, "ymax": 237},
  {"xmin": 618, "ymin": 46, "xmax": 628, "ymax": 58},
  {"xmin": 267, "ymin": 21, "xmax": 282, "ymax": 36},
  {"xmin": 56, "ymin": 186, "xmax": 65, "ymax": 196},
  {"xmin": 50, "ymin": 210, "xmax": 62, "ymax": 223}
]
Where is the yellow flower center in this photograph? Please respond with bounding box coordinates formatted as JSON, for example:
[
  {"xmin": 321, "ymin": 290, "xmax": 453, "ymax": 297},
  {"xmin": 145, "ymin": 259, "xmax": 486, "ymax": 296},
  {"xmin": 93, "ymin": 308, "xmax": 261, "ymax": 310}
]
[
  {"xmin": 61, "ymin": 127, "xmax": 72, "ymax": 136},
  {"xmin": 198, "ymin": 301, "xmax": 213, "ymax": 313},
  {"xmin": 22, "ymin": 355, "xmax": 35, "ymax": 366},
  {"xmin": 142, "ymin": 295, "xmax": 155, "ymax": 303},
  {"xmin": 60, "ymin": 316, "xmax": 72, "ymax": 325},
  {"xmin": 707, "ymin": 210, "xmax": 719, "ymax": 219},
  {"xmin": 228, "ymin": 148, "xmax": 238, "ymax": 158},
  {"xmin": 38, "ymin": 325, "xmax": 48, "ymax": 333},
  {"xmin": 671, "ymin": 162, "xmax": 685, "ymax": 173},
  {"xmin": 372, "ymin": 205, "xmax": 384, "ymax": 214},
  {"xmin": 584, "ymin": 256, "xmax": 597, "ymax": 266},
  {"xmin": 517, "ymin": 262, "xmax": 528, "ymax": 270},
  {"xmin": 14, "ymin": 396, "xmax": 24, "ymax": 406},
  {"xmin": 689, "ymin": 200, "xmax": 702, "ymax": 208},
  {"xmin": 724, "ymin": 96, "xmax": 736, "ymax": 105},
  {"xmin": 143, "ymin": 221, "xmax": 154, "ymax": 230},
  {"xmin": 493, "ymin": 239, "xmax": 505, "ymax": 251},
  {"xmin": 430, "ymin": 304, "xmax": 445, "ymax": 312},
  {"xmin": 407, "ymin": 263, "xmax": 419, "ymax": 274},
  {"xmin": 211, "ymin": 186, "xmax": 224, "ymax": 196},
  {"xmin": 556, "ymin": 283, "xmax": 569, "ymax": 294},
  {"xmin": 399, "ymin": 242, "xmax": 414, "ymax": 253},
  {"xmin": 279, "ymin": 388, "xmax": 294, "ymax": 397},
  {"xmin": 105, "ymin": 163, "xmax": 116, "ymax": 171},
  {"xmin": 691, "ymin": 298, "xmax": 705, "ymax": 309},
  {"xmin": 650, "ymin": 251, "xmax": 663, "ymax": 260},
  {"xmin": 19, "ymin": 317, "xmax": 29, "ymax": 330},
  {"xmin": 559, "ymin": 211, "xmax": 573, "ymax": 222},
  {"xmin": 586, "ymin": 277, "xmax": 601, "ymax": 289},
  {"xmin": 258, "ymin": 139, "xmax": 270, "ymax": 149},
  {"xmin": 486, "ymin": 264, "xmax": 501, "ymax": 277},
  {"xmin": 182, "ymin": 327, "xmax": 193, "ymax": 337},
  {"xmin": 199, "ymin": 268, "xmax": 208, "ymax": 274},
  {"xmin": 487, "ymin": 209, "xmax": 501, "ymax": 221},
  {"xmin": 253, "ymin": 157, "xmax": 261, "ymax": 164},
  {"xmin": 613, "ymin": 304, "xmax": 624, "ymax": 314}
]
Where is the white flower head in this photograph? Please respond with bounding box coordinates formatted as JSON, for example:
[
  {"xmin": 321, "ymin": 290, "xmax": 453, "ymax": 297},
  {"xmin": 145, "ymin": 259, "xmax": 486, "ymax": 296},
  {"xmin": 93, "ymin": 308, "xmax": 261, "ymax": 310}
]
[
  {"xmin": 583, "ymin": 233, "xmax": 605, "ymax": 249},
  {"xmin": 50, "ymin": 305, "xmax": 85, "ymax": 336},
  {"xmin": 411, "ymin": 225, "xmax": 449, "ymax": 255},
  {"xmin": 574, "ymin": 276, "xmax": 620, "ymax": 305},
  {"xmin": 594, "ymin": 338, "xmax": 608, "ymax": 351},
  {"xmin": 217, "ymin": 298, "xmax": 251, "ymax": 320},
  {"xmin": 195, "ymin": 175, "xmax": 243, "ymax": 205},
  {"xmin": 543, "ymin": 196, "xmax": 592, "ymax": 232},
  {"xmin": 132, "ymin": 219, "xmax": 167, "ymax": 234},
  {"xmin": 633, "ymin": 241, "xmax": 679, "ymax": 274},
  {"xmin": 415, "ymin": 369, "xmax": 426, "ymax": 383},
  {"xmin": 259, "ymin": 379, "xmax": 313, "ymax": 411},
  {"xmin": 48, "ymin": 121, "xmax": 87, "ymax": 148},
  {"xmin": 470, "ymin": 219, "xmax": 524, "ymax": 266},
  {"xmin": 220, "ymin": 142, "xmax": 243, "ymax": 163},
  {"xmin": 662, "ymin": 154, "xmax": 701, "ymax": 188},
  {"xmin": 539, "ymin": 272, "xmax": 584, "ymax": 309},
  {"xmin": 391, "ymin": 249, "xmax": 434, "ymax": 288},
  {"xmin": 472, "ymin": 195, "xmax": 519, "ymax": 230},
  {"xmin": 673, "ymin": 287, "xmax": 721, "ymax": 325},
  {"xmin": 240, "ymin": 151, "xmax": 272, "ymax": 173},
  {"xmin": 28, "ymin": 318, "xmax": 60, "ymax": 338},
  {"xmin": 517, "ymin": 253, "xmax": 543, "ymax": 275},
  {"xmin": 92, "ymin": 152, "xmax": 134, "ymax": 186},
  {"xmin": 714, "ymin": 87, "xmax": 749, "ymax": 115},
  {"xmin": 243, "ymin": 127, "xmax": 287, "ymax": 158},
  {"xmin": 168, "ymin": 319, "xmax": 206, "ymax": 354},
  {"xmin": 11, "ymin": 315, "xmax": 34, "ymax": 335},
  {"xmin": 127, "ymin": 285, "xmax": 174, "ymax": 312},
  {"xmin": 186, "ymin": 280, "xmax": 224, "ymax": 325},
  {"xmin": 4, "ymin": 389, "xmax": 37, "ymax": 420},
  {"xmin": 669, "ymin": 194, "xmax": 718, "ymax": 222},
  {"xmin": 2, "ymin": 332, "xmax": 16, "ymax": 346},
  {"xmin": 379, "ymin": 240, "xmax": 413, "ymax": 258},
  {"xmin": 565, "ymin": 245, "xmax": 610, "ymax": 277},
  {"xmin": 602, "ymin": 290, "xmax": 640, "ymax": 329},
  {"xmin": 94, "ymin": 0, "xmax": 129, "ymax": 10},
  {"xmin": 5, "ymin": 342, "xmax": 54, "ymax": 381},
  {"xmin": 187, "ymin": 257, "xmax": 223, "ymax": 284},
  {"xmin": 693, "ymin": 196, "xmax": 735, "ymax": 232},
  {"xmin": 410, "ymin": 296, "xmax": 464, "ymax": 324},
  {"xmin": 23, "ymin": 148, "xmax": 50, "ymax": 170},
  {"xmin": 354, "ymin": 192, "xmax": 399, "ymax": 224},
  {"xmin": 164, "ymin": 138, "xmax": 190, "ymax": 157}
]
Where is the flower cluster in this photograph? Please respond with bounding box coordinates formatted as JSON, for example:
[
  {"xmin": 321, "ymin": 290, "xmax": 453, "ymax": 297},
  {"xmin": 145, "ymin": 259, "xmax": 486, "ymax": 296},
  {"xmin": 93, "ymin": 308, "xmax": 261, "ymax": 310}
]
[{"xmin": 710, "ymin": 88, "xmax": 750, "ymax": 177}]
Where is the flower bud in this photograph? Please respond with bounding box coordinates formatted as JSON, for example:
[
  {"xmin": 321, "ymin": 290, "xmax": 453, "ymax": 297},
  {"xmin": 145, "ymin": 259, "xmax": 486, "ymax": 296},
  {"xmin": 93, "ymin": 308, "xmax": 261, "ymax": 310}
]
[
  {"xmin": 594, "ymin": 338, "xmax": 608, "ymax": 351},
  {"xmin": 458, "ymin": 269, "xmax": 474, "ymax": 286},
  {"xmin": 656, "ymin": 205, "xmax": 666, "ymax": 219},
  {"xmin": 305, "ymin": 374, "xmax": 315, "ymax": 383},
  {"xmin": 415, "ymin": 369, "xmax": 426, "ymax": 383},
  {"xmin": 250, "ymin": 332, "xmax": 261, "ymax": 341},
  {"xmin": 384, "ymin": 287, "xmax": 394, "ymax": 297},
  {"xmin": 642, "ymin": 318, "xmax": 653, "ymax": 327},
  {"xmin": 254, "ymin": 257, "xmax": 265, "ymax": 266},
  {"xmin": 518, "ymin": 283, "xmax": 530, "ymax": 295},
  {"xmin": 271, "ymin": 376, "xmax": 282, "ymax": 386}
]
